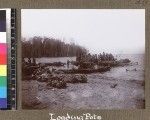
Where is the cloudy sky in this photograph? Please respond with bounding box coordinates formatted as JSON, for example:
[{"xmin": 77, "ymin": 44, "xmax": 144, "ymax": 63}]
[{"xmin": 22, "ymin": 9, "xmax": 145, "ymax": 54}]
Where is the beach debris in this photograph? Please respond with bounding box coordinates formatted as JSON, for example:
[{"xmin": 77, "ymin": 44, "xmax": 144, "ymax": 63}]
[
  {"xmin": 46, "ymin": 74, "xmax": 87, "ymax": 89},
  {"xmin": 126, "ymin": 68, "xmax": 137, "ymax": 72},
  {"xmin": 54, "ymin": 70, "xmax": 64, "ymax": 74},
  {"xmin": 47, "ymin": 76, "xmax": 67, "ymax": 89},
  {"xmin": 62, "ymin": 74, "xmax": 88, "ymax": 83},
  {"xmin": 110, "ymin": 83, "xmax": 118, "ymax": 88},
  {"xmin": 36, "ymin": 72, "xmax": 49, "ymax": 82}
]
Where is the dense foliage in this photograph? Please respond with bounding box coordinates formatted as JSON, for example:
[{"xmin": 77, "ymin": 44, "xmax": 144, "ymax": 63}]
[{"xmin": 22, "ymin": 36, "xmax": 88, "ymax": 58}]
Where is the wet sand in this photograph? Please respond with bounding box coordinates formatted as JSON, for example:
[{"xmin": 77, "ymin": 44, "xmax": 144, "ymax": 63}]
[{"xmin": 22, "ymin": 72, "xmax": 144, "ymax": 109}]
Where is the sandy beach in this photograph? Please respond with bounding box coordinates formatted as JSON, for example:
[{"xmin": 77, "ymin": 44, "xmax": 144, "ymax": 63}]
[{"xmin": 22, "ymin": 63, "xmax": 145, "ymax": 109}]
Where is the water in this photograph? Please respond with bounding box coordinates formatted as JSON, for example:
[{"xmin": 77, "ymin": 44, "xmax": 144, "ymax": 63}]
[
  {"xmin": 102, "ymin": 54, "xmax": 144, "ymax": 81},
  {"xmin": 35, "ymin": 57, "xmax": 76, "ymax": 64},
  {"xmin": 35, "ymin": 54, "xmax": 144, "ymax": 81},
  {"xmin": 33, "ymin": 55, "xmax": 144, "ymax": 81},
  {"xmin": 23, "ymin": 54, "xmax": 145, "ymax": 109}
]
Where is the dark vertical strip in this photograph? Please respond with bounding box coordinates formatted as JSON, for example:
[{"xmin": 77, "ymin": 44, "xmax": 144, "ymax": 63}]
[
  {"xmin": 0, "ymin": 10, "xmax": 6, "ymax": 32},
  {"xmin": 7, "ymin": 9, "xmax": 17, "ymax": 110}
]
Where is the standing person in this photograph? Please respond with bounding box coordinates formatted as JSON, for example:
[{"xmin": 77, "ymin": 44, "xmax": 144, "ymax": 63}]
[
  {"xmin": 33, "ymin": 57, "xmax": 36, "ymax": 65},
  {"xmin": 28, "ymin": 57, "xmax": 31, "ymax": 64},
  {"xmin": 67, "ymin": 60, "xmax": 70, "ymax": 69}
]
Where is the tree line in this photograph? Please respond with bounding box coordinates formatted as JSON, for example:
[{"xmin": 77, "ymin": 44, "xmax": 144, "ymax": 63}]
[{"xmin": 22, "ymin": 36, "xmax": 88, "ymax": 58}]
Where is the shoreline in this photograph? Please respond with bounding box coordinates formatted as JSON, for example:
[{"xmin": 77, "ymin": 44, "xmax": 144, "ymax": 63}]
[
  {"xmin": 22, "ymin": 72, "xmax": 145, "ymax": 109},
  {"xmin": 22, "ymin": 55, "xmax": 144, "ymax": 109}
]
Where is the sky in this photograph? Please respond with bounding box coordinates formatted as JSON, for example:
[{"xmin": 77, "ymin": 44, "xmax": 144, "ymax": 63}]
[{"xmin": 22, "ymin": 9, "xmax": 145, "ymax": 54}]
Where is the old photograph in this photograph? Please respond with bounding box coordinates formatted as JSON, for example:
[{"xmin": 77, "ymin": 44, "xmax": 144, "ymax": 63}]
[{"xmin": 22, "ymin": 9, "xmax": 145, "ymax": 109}]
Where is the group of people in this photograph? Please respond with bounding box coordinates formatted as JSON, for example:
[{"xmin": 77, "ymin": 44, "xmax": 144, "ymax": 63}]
[
  {"xmin": 76, "ymin": 52, "xmax": 116, "ymax": 63},
  {"xmin": 22, "ymin": 57, "xmax": 36, "ymax": 65}
]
